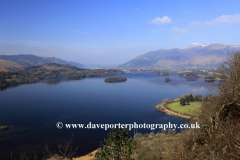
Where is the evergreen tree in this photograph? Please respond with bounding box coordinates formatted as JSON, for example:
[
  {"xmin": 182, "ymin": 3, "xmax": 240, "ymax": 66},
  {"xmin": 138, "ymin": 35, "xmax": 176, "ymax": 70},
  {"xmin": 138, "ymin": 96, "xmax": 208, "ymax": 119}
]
[
  {"xmin": 185, "ymin": 97, "xmax": 190, "ymax": 105},
  {"xmin": 95, "ymin": 128, "xmax": 135, "ymax": 160},
  {"xmin": 180, "ymin": 98, "xmax": 186, "ymax": 106},
  {"xmin": 194, "ymin": 96, "xmax": 199, "ymax": 101},
  {"xmin": 189, "ymin": 94, "xmax": 194, "ymax": 102}
]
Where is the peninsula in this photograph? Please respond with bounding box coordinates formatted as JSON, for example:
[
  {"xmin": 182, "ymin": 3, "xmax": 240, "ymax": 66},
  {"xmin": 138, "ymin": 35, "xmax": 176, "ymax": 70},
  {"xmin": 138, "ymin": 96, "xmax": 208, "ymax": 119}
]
[{"xmin": 156, "ymin": 94, "xmax": 202, "ymax": 119}]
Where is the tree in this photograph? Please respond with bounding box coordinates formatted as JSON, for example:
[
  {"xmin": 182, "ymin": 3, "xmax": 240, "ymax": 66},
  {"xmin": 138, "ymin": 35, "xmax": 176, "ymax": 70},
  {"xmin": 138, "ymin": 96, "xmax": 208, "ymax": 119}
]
[
  {"xmin": 163, "ymin": 98, "xmax": 171, "ymax": 104},
  {"xmin": 0, "ymin": 79, "xmax": 7, "ymax": 84},
  {"xmin": 180, "ymin": 98, "xmax": 185, "ymax": 106},
  {"xmin": 193, "ymin": 94, "xmax": 202, "ymax": 101},
  {"xmin": 166, "ymin": 51, "xmax": 240, "ymax": 159},
  {"xmin": 189, "ymin": 94, "xmax": 194, "ymax": 102},
  {"xmin": 95, "ymin": 128, "xmax": 135, "ymax": 160},
  {"xmin": 194, "ymin": 96, "xmax": 199, "ymax": 101},
  {"xmin": 185, "ymin": 97, "xmax": 190, "ymax": 105}
]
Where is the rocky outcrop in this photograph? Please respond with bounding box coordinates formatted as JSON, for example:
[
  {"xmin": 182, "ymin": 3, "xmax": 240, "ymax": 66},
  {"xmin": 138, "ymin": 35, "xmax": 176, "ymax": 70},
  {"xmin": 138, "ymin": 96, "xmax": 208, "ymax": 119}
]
[{"xmin": 0, "ymin": 125, "xmax": 8, "ymax": 131}]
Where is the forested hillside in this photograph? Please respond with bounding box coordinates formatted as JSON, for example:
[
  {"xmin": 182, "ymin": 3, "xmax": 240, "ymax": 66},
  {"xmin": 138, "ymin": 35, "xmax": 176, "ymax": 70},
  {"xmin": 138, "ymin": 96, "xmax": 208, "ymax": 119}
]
[{"xmin": 0, "ymin": 63, "xmax": 124, "ymax": 90}]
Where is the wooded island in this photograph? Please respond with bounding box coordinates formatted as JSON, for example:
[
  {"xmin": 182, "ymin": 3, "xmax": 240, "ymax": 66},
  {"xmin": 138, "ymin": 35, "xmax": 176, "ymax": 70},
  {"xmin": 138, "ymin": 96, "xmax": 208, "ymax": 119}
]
[{"xmin": 104, "ymin": 77, "xmax": 127, "ymax": 82}]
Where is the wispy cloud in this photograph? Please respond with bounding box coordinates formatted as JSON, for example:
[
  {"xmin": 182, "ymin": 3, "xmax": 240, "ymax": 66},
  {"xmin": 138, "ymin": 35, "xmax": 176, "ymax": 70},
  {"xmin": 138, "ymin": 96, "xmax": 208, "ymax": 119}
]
[
  {"xmin": 149, "ymin": 16, "xmax": 171, "ymax": 24},
  {"xmin": 70, "ymin": 29, "xmax": 88, "ymax": 34},
  {"xmin": 190, "ymin": 14, "xmax": 240, "ymax": 26},
  {"xmin": 172, "ymin": 27, "xmax": 188, "ymax": 34}
]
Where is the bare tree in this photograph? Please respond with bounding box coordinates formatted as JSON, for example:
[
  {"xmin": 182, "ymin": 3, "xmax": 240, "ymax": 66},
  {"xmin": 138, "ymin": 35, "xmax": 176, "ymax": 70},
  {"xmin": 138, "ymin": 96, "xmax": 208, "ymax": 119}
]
[{"xmin": 165, "ymin": 51, "xmax": 240, "ymax": 159}]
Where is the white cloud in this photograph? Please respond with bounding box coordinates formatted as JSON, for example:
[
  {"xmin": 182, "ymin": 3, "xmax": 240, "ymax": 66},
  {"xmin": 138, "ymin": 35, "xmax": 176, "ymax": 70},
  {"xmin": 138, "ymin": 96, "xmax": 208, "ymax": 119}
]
[
  {"xmin": 172, "ymin": 27, "xmax": 188, "ymax": 34},
  {"xmin": 205, "ymin": 14, "xmax": 240, "ymax": 25},
  {"xmin": 190, "ymin": 14, "xmax": 240, "ymax": 26},
  {"xmin": 149, "ymin": 16, "xmax": 171, "ymax": 24},
  {"xmin": 190, "ymin": 21, "xmax": 202, "ymax": 26}
]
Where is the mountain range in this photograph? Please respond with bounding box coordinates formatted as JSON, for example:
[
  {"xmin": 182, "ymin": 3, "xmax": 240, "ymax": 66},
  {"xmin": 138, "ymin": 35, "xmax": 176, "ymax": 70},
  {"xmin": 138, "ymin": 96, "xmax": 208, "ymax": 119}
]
[
  {"xmin": 119, "ymin": 43, "xmax": 240, "ymax": 69},
  {"xmin": 0, "ymin": 54, "xmax": 83, "ymax": 71}
]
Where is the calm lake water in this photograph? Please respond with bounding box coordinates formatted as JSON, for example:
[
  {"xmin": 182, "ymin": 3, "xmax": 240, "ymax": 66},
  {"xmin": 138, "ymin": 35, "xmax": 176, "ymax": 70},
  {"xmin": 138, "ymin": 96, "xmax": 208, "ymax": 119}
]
[{"xmin": 0, "ymin": 73, "xmax": 215, "ymax": 159}]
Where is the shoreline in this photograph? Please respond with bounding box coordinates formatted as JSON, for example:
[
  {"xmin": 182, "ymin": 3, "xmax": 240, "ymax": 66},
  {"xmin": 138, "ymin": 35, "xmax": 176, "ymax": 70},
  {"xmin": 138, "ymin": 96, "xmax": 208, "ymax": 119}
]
[
  {"xmin": 73, "ymin": 149, "xmax": 99, "ymax": 160},
  {"xmin": 155, "ymin": 102, "xmax": 195, "ymax": 120}
]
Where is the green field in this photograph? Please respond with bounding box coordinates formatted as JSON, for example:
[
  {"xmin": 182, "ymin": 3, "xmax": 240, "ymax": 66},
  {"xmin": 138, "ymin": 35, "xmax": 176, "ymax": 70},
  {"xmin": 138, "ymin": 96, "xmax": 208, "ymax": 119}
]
[{"xmin": 166, "ymin": 102, "xmax": 202, "ymax": 116}]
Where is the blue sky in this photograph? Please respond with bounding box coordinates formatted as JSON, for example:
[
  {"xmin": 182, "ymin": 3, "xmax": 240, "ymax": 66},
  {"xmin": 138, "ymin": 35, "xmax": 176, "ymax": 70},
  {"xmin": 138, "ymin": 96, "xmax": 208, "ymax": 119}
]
[{"xmin": 1, "ymin": 0, "xmax": 240, "ymax": 65}]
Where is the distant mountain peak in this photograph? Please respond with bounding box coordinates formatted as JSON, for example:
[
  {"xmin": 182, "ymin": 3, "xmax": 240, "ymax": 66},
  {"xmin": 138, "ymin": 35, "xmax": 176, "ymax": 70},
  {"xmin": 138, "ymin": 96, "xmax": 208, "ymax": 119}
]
[{"xmin": 120, "ymin": 43, "xmax": 240, "ymax": 69}]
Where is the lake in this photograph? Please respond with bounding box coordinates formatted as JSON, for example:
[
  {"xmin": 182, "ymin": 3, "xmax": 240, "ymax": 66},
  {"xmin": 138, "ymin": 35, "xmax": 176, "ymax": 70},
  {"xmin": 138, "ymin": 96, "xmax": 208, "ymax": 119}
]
[{"xmin": 0, "ymin": 73, "xmax": 215, "ymax": 159}]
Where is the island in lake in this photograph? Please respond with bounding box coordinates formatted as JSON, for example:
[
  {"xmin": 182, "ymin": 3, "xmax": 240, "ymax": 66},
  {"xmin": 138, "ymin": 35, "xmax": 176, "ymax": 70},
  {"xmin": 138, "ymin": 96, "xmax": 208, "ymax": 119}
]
[
  {"xmin": 165, "ymin": 77, "xmax": 172, "ymax": 82},
  {"xmin": 104, "ymin": 77, "xmax": 127, "ymax": 82}
]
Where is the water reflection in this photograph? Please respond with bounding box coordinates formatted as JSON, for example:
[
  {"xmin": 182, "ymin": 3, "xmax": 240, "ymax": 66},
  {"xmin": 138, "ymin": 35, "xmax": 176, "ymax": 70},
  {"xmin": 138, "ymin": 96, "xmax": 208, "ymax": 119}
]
[
  {"xmin": 104, "ymin": 81, "xmax": 127, "ymax": 84},
  {"xmin": 40, "ymin": 78, "xmax": 83, "ymax": 85},
  {"xmin": 41, "ymin": 79, "xmax": 62, "ymax": 85},
  {"xmin": 204, "ymin": 80, "xmax": 216, "ymax": 83},
  {"xmin": 186, "ymin": 78, "xmax": 198, "ymax": 81}
]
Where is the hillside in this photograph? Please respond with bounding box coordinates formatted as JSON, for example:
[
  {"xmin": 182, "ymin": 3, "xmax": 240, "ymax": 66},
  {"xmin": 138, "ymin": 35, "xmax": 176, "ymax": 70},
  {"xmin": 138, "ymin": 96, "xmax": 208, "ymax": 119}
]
[
  {"xmin": 42, "ymin": 57, "xmax": 84, "ymax": 67},
  {"xmin": 0, "ymin": 68, "xmax": 10, "ymax": 72},
  {"xmin": 0, "ymin": 59, "xmax": 23, "ymax": 70},
  {"xmin": 0, "ymin": 63, "xmax": 124, "ymax": 90},
  {"xmin": 0, "ymin": 54, "xmax": 84, "ymax": 69},
  {"xmin": 119, "ymin": 43, "xmax": 240, "ymax": 69}
]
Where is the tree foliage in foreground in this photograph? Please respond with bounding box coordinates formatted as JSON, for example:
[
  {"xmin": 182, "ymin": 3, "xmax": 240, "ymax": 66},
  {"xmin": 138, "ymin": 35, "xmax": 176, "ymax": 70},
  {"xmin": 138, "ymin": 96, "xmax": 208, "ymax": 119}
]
[
  {"xmin": 167, "ymin": 51, "xmax": 240, "ymax": 159},
  {"xmin": 95, "ymin": 128, "xmax": 135, "ymax": 160}
]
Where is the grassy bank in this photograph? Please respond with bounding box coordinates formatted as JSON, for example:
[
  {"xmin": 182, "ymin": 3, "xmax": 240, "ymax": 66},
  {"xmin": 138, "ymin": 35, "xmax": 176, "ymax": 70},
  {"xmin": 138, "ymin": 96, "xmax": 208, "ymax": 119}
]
[{"xmin": 166, "ymin": 101, "xmax": 201, "ymax": 116}]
